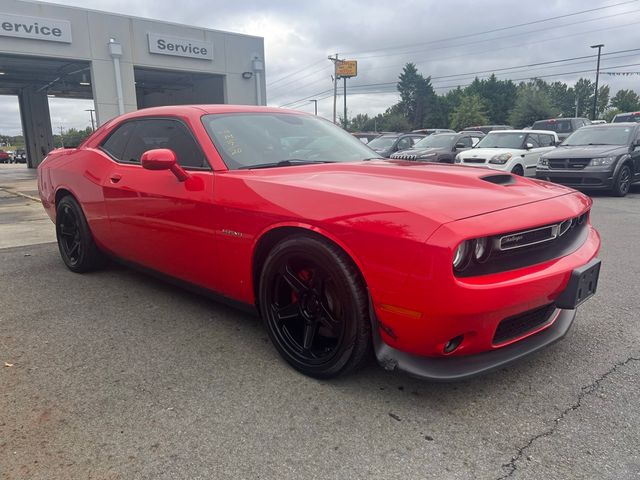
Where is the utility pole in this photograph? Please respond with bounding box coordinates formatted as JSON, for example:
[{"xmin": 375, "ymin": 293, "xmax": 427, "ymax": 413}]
[
  {"xmin": 575, "ymin": 97, "xmax": 579, "ymax": 117},
  {"xmin": 591, "ymin": 44, "xmax": 604, "ymax": 120},
  {"xmin": 343, "ymin": 77, "xmax": 348, "ymax": 129},
  {"xmin": 328, "ymin": 54, "xmax": 339, "ymax": 124},
  {"xmin": 309, "ymin": 99, "xmax": 318, "ymax": 115},
  {"xmin": 85, "ymin": 108, "xmax": 96, "ymax": 131},
  {"xmin": 59, "ymin": 126, "xmax": 65, "ymax": 148}
]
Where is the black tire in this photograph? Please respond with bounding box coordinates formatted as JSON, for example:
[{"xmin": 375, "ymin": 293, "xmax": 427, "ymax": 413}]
[
  {"xmin": 258, "ymin": 235, "xmax": 371, "ymax": 379},
  {"xmin": 55, "ymin": 195, "xmax": 105, "ymax": 273},
  {"xmin": 611, "ymin": 164, "xmax": 632, "ymax": 197},
  {"xmin": 511, "ymin": 164, "xmax": 524, "ymax": 176}
]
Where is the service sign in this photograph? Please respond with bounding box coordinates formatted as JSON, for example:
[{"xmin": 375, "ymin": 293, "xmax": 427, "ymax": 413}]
[
  {"xmin": 148, "ymin": 33, "xmax": 213, "ymax": 61},
  {"xmin": 336, "ymin": 60, "xmax": 357, "ymax": 78},
  {"xmin": 0, "ymin": 13, "xmax": 72, "ymax": 43}
]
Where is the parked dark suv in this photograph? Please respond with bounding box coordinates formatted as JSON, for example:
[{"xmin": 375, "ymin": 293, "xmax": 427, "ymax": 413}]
[
  {"xmin": 12, "ymin": 149, "xmax": 27, "ymax": 163},
  {"xmin": 531, "ymin": 118, "xmax": 591, "ymax": 141},
  {"xmin": 537, "ymin": 123, "xmax": 640, "ymax": 197},
  {"xmin": 389, "ymin": 131, "xmax": 484, "ymax": 163},
  {"xmin": 366, "ymin": 133, "xmax": 425, "ymax": 158}
]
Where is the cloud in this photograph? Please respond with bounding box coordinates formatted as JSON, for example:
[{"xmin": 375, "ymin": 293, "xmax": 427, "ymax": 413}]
[{"xmin": 1, "ymin": 0, "xmax": 639, "ymax": 134}]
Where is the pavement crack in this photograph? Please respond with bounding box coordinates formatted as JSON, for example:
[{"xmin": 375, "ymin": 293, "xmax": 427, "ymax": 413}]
[{"xmin": 496, "ymin": 354, "xmax": 640, "ymax": 480}]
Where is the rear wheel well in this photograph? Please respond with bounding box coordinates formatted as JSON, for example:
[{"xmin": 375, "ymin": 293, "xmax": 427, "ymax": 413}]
[{"xmin": 252, "ymin": 227, "xmax": 365, "ymax": 307}]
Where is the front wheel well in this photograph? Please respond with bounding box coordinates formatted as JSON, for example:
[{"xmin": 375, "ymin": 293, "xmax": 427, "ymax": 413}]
[
  {"xmin": 55, "ymin": 188, "xmax": 74, "ymax": 206},
  {"xmin": 252, "ymin": 227, "xmax": 365, "ymax": 307}
]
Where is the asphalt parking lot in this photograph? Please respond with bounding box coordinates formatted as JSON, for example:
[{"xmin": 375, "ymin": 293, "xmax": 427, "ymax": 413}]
[{"xmin": 1, "ymin": 165, "xmax": 639, "ymax": 479}]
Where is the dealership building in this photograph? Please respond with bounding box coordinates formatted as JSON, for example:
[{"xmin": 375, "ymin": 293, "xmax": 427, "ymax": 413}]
[{"xmin": 0, "ymin": 0, "xmax": 266, "ymax": 167}]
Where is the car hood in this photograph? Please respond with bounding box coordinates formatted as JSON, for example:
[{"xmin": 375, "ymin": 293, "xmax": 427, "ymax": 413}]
[
  {"xmin": 544, "ymin": 145, "xmax": 628, "ymax": 158},
  {"xmin": 239, "ymin": 160, "xmax": 575, "ymax": 226},
  {"xmin": 392, "ymin": 147, "xmax": 447, "ymax": 157},
  {"xmin": 458, "ymin": 147, "xmax": 523, "ymax": 158}
]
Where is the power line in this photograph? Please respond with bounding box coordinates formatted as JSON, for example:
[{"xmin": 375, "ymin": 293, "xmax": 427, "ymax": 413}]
[
  {"xmin": 269, "ymin": 15, "xmax": 640, "ymax": 103},
  {"xmin": 339, "ymin": 0, "xmax": 638, "ymax": 57},
  {"xmin": 266, "ymin": 58, "xmax": 326, "ymax": 87},
  {"xmin": 277, "ymin": 50, "xmax": 640, "ymax": 108}
]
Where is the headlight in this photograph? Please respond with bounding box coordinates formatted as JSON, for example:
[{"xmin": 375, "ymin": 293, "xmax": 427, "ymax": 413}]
[
  {"xmin": 473, "ymin": 237, "xmax": 491, "ymax": 263},
  {"xmin": 489, "ymin": 153, "xmax": 512, "ymax": 164},
  {"xmin": 453, "ymin": 241, "xmax": 471, "ymax": 271},
  {"xmin": 538, "ymin": 157, "xmax": 549, "ymax": 167},
  {"xmin": 418, "ymin": 153, "xmax": 436, "ymax": 159},
  {"xmin": 590, "ymin": 156, "xmax": 616, "ymax": 167}
]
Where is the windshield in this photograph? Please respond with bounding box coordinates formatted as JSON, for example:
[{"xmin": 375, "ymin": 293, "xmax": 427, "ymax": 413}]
[
  {"xmin": 475, "ymin": 132, "xmax": 526, "ymax": 149},
  {"xmin": 562, "ymin": 126, "xmax": 633, "ymax": 146},
  {"xmin": 532, "ymin": 120, "xmax": 573, "ymax": 133},
  {"xmin": 612, "ymin": 113, "xmax": 640, "ymax": 123},
  {"xmin": 202, "ymin": 113, "xmax": 381, "ymax": 169},
  {"xmin": 413, "ymin": 133, "xmax": 456, "ymax": 149},
  {"xmin": 367, "ymin": 135, "xmax": 398, "ymax": 149},
  {"xmin": 531, "ymin": 119, "xmax": 573, "ymax": 133}
]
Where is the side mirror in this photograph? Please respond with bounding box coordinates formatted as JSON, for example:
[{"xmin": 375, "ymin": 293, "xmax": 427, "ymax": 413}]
[
  {"xmin": 454, "ymin": 142, "xmax": 466, "ymax": 149},
  {"xmin": 632, "ymin": 139, "xmax": 640, "ymax": 149},
  {"xmin": 141, "ymin": 149, "xmax": 189, "ymax": 182},
  {"xmin": 525, "ymin": 143, "xmax": 534, "ymax": 150}
]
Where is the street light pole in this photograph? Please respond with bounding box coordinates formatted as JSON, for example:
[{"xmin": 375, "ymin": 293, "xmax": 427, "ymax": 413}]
[
  {"xmin": 591, "ymin": 44, "xmax": 604, "ymax": 120},
  {"xmin": 309, "ymin": 99, "xmax": 318, "ymax": 115},
  {"xmin": 85, "ymin": 108, "xmax": 96, "ymax": 131}
]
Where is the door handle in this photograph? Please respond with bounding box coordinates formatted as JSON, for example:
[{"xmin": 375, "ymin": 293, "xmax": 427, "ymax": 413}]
[{"xmin": 110, "ymin": 174, "xmax": 122, "ymax": 183}]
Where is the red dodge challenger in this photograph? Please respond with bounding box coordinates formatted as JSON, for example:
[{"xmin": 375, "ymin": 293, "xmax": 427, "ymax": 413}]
[{"xmin": 37, "ymin": 105, "xmax": 601, "ymax": 380}]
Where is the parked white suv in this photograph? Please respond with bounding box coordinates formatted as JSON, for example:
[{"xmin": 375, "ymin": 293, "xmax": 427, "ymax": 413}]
[{"xmin": 455, "ymin": 130, "xmax": 558, "ymax": 176}]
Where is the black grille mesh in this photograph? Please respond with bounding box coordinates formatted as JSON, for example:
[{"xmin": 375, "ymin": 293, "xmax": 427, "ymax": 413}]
[{"xmin": 493, "ymin": 304, "xmax": 556, "ymax": 345}]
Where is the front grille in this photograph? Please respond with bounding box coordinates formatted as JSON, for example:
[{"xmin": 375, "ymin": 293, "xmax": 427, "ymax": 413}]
[
  {"xmin": 493, "ymin": 304, "xmax": 556, "ymax": 345},
  {"xmin": 391, "ymin": 154, "xmax": 417, "ymax": 160},
  {"xmin": 464, "ymin": 158, "xmax": 486, "ymax": 163},
  {"xmin": 456, "ymin": 211, "xmax": 589, "ymax": 277},
  {"xmin": 548, "ymin": 158, "xmax": 591, "ymax": 169}
]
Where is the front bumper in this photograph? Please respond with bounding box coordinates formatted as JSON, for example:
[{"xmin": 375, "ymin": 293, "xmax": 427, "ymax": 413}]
[
  {"xmin": 373, "ymin": 306, "xmax": 575, "ymax": 381},
  {"xmin": 536, "ymin": 168, "xmax": 615, "ymax": 190}
]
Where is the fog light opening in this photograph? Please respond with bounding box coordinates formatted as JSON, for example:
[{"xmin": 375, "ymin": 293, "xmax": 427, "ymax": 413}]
[{"xmin": 444, "ymin": 334, "xmax": 464, "ymax": 354}]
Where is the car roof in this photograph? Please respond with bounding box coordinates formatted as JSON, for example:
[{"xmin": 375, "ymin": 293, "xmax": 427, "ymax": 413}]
[{"xmin": 485, "ymin": 129, "xmax": 557, "ymax": 135}]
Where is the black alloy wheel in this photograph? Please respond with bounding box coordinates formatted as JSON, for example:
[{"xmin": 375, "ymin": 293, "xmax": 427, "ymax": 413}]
[
  {"xmin": 55, "ymin": 195, "xmax": 105, "ymax": 272},
  {"xmin": 259, "ymin": 235, "xmax": 371, "ymax": 378},
  {"xmin": 612, "ymin": 164, "xmax": 632, "ymax": 197}
]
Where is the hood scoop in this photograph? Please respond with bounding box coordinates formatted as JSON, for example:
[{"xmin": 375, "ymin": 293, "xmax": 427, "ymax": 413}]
[{"xmin": 481, "ymin": 173, "xmax": 516, "ymax": 185}]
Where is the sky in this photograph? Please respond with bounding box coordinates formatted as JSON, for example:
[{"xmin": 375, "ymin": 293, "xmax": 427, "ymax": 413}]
[{"xmin": 2, "ymin": 0, "xmax": 640, "ymax": 135}]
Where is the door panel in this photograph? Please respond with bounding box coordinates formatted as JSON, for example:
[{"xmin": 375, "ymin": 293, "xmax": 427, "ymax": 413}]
[{"xmin": 103, "ymin": 165, "xmax": 218, "ymax": 289}]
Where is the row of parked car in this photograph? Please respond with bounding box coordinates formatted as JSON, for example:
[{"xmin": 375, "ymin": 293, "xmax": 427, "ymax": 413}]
[
  {"xmin": 0, "ymin": 148, "xmax": 27, "ymax": 163},
  {"xmin": 354, "ymin": 111, "xmax": 640, "ymax": 197}
]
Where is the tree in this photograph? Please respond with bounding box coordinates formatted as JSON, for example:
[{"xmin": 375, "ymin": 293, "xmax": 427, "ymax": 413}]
[
  {"xmin": 573, "ymin": 78, "xmax": 595, "ymax": 118},
  {"xmin": 509, "ymin": 83, "xmax": 557, "ymax": 128},
  {"xmin": 347, "ymin": 113, "xmax": 370, "ymax": 132},
  {"xmin": 465, "ymin": 74, "xmax": 517, "ymax": 124},
  {"xmin": 604, "ymin": 108, "xmax": 622, "ymax": 123},
  {"xmin": 449, "ymin": 94, "xmax": 488, "ymax": 131},
  {"xmin": 396, "ymin": 63, "xmax": 437, "ymax": 129},
  {"xmin": 595, "ymin": 85, "xmax": 610, "ymax": 119},
  {"xmin": 379, "ymin": 113, "xmax": 412, "ymax": 132},
  {"xmin": 610, "ymin": 89, "xmax": 640, "ymax": 112}
]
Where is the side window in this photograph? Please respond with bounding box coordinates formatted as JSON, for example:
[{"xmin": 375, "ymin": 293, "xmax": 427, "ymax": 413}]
[
  {"xmin": 396, "ymin": 137, "xmax": 412, "ymax": 150},
  {"xmin": 410, "ymin": 136, "xmax": 422, "ymax": 146},
  {"xmin": 458, "ymin": 136, "xmax": 473, "ymax": 148},
  {"xmin": 471, "ymin": 136, "xmax": 482, "ymax": 146},
  {"xmin": 121, "ymin": 119, "xmax": 208, "ymax": 168},
  {"xmin": 539, "ymin": 134, "xmax": 554, "ymax": 147},
  {"xmin": 101, "ymin": 122, "xmax": 136, "ymax": 160},
  {"xmin": 526, "ymin": 134, "xmax": 540, "ymax": 148}
]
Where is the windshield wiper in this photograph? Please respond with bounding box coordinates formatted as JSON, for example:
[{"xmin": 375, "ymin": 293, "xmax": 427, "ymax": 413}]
[{"xmin": 238, "ymin": 159, "xmax": 335, "ymax": 170}]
